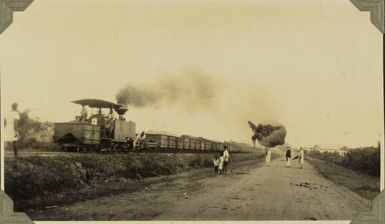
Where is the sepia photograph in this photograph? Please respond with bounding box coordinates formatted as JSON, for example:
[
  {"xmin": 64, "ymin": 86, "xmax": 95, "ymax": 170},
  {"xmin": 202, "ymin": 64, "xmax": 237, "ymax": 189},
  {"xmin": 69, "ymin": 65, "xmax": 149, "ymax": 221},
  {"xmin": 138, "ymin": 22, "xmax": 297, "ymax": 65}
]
[{"xmin": 0, "ymin": 0, "xmax": 384, "ymax": 222}]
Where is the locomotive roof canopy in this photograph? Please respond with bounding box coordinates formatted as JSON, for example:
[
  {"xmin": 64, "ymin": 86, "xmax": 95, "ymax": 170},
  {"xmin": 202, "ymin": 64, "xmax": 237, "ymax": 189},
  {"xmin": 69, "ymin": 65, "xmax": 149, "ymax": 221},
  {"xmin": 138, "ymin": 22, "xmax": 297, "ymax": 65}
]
[{"xmin": 72, "ymin": 99, "xmax": 120, "ymax": 109}]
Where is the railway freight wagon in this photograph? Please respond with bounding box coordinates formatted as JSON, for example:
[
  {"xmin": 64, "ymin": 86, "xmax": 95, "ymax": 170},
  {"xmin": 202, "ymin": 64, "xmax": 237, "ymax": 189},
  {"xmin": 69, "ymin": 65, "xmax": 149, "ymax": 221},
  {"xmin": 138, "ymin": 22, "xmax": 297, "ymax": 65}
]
[
  {"xmin": 182, "ymin": 136, "xmax": 190, "ymax": 151},
  {"xmin": 215, "ymin": 142, "xmax": 219, "ymax": 151},
  {"xmin": 176, "ymin": 137, "xmax": 184, "ymax": 150},
  {"xmin": 195, "ymin": 138, "xmax": 201, "ymax": 151},
  {"xmin": 205, "ymin": 140, "xmax": 213, "ymax": 151},
  {"xmin": 190, "ymin": 138, "xmax": 196, "ymax": 150},
  {"xmin": 181, "ymin": 135, "xmax": 194, "ymax": 150},
  {"xmin": 167, "ymin": 135, "xmax": 177, "ymax": 150},
  {"xmin": 144, "ymin": 133, "xmax": 167, "ymax": 150},
  {"xmin": 201, "ymin": 140, "xmax": 207, "ymax": 151},
  {"xmin": 144, "ymin": 132, "xmax": 181, "ymax": 152},
  {"xmin": 196, "ymin": 137, "xmax": 206, "ymax": 151},
  {"xmin": 203, "ymin": 138, "xmax": 214, "ymax": 151}
]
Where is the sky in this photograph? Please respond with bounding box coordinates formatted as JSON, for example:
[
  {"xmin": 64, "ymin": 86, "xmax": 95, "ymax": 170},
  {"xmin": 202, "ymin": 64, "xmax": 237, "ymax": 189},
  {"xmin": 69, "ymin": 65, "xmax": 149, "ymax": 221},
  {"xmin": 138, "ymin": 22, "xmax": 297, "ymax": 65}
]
[{"xmin": 0, "ymin": 0, "xmax": 383, "ymax": 148}]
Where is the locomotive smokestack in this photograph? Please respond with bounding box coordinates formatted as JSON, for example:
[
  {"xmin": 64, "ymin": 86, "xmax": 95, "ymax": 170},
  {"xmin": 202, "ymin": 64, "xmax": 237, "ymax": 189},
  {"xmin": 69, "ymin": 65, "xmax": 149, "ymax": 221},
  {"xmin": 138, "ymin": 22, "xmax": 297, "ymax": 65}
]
[{"xmin": 115, "ymin": 105, "xmax": 128, "ymax": 115}]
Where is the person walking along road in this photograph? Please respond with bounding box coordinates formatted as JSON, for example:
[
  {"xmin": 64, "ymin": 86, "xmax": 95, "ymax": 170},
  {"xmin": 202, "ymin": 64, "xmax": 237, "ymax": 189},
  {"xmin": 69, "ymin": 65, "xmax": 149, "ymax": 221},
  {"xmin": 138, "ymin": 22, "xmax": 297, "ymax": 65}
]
[
  {"xmin": 265, "ymin": 148, "xmax": 271, "ymax": 167},
  {"xmin": 298, "ymin": 147, "xmax": 304, "ymax": 169},
  {"xmin": 285, "ymin": 146, "xmax": 291, "ymax": 167},
  {"xmin": 223, "ymin": 145, "xmax": 230, "ymax": 175}
]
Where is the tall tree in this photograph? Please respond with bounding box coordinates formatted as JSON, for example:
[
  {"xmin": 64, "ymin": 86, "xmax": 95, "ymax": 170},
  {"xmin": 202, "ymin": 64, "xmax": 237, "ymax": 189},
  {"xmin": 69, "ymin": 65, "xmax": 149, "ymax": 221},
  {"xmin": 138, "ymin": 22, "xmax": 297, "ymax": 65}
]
[{"xmin": 248, "ymin": 121, "xmax": 286, "ymax": 148}]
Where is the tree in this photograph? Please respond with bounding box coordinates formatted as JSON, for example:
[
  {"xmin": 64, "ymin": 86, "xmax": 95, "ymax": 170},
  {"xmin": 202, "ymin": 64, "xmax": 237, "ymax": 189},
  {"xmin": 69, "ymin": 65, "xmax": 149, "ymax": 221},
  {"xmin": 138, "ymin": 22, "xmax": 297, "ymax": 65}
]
[{"xmin": 248, "ymin": 121, "xmax": 286, "ymax": 148}]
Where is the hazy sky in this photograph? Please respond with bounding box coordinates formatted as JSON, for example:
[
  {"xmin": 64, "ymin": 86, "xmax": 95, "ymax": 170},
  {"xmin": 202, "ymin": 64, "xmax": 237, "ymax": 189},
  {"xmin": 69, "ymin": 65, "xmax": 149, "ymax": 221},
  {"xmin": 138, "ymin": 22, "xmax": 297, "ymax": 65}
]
[{"xmin": 0, "ymin": 0, "xmax": 383, "ymax": 148}]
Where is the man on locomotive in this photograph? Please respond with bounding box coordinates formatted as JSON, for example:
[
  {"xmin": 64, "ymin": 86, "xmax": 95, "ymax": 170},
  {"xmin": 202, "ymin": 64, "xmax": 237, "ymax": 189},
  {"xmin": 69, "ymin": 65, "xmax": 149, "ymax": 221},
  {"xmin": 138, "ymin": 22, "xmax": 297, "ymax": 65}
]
[
  {"xmin": 105, "ymin": 108, "xmax": 117, "ymax": 138},
  {"xmin": 134, "ymin": 131, "xmax": 146, "ymax": 150},
  {"xmin": 80, "ymin": 105, "xmax": 88, "ymax": 121}
]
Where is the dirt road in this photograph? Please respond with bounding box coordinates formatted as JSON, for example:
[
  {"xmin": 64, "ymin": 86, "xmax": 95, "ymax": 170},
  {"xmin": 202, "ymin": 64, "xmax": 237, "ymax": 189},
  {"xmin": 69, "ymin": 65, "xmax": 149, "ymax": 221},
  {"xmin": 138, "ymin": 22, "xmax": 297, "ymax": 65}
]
[{"xmin": 31, "ymin": 158, "xmax": 370, "ymax": 221}]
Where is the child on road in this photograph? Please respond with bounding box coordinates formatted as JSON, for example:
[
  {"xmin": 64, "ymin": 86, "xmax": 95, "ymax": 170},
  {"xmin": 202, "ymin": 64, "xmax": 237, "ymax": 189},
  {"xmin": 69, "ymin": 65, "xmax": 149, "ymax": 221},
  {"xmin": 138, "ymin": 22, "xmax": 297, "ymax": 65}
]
[{"xmin": 213, "ymin": 155, "xmax": 220, "ymax": 174}]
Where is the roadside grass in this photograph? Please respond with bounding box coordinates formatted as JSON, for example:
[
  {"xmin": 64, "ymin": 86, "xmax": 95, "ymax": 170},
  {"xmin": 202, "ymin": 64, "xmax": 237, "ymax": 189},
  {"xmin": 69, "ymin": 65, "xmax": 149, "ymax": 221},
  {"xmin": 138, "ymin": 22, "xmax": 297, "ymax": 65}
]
[
  {"xmin": 5, "ymin": 141, "xmax": 60, "ymax": 152},
  {"xmin": 307, "ymin": 157, "xmax": 380, "ymax": 200}
]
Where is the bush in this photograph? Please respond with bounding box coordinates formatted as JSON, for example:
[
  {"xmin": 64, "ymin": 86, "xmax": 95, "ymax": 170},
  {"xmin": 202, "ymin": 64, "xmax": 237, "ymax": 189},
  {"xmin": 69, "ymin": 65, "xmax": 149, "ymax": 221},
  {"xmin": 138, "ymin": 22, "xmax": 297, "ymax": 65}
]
[
  {"xmin": 5, "ymin": 140, "xmax": 60, "ymax": 151},
  {"xmin": 306, "ymin": 146, "xmax": 380, "ymax": 177}
]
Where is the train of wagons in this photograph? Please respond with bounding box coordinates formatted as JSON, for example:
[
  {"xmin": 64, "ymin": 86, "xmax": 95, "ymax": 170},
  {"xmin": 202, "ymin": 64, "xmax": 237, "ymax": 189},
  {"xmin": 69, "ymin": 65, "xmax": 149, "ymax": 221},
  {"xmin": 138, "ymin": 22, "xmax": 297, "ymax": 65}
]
[{"xmin": 53, "ymin": 99, "xmax": 255, "ymax": 153}]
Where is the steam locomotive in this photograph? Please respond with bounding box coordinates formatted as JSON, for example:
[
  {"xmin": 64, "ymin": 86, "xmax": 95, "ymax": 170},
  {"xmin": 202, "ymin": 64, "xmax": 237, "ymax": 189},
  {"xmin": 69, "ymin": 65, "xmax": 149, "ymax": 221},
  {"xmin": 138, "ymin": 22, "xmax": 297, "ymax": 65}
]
[{"xmin": 53, "ymin": 99, "xmax": 254, "ymax": 153}]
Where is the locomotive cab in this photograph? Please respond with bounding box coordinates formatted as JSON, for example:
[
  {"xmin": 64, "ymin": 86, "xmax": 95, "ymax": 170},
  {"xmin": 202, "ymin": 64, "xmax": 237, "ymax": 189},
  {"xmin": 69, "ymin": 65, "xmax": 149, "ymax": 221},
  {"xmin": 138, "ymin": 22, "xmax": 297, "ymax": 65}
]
[{"xmin": 53, "ymin": 99, "xmax": 136, "ymax": 152}]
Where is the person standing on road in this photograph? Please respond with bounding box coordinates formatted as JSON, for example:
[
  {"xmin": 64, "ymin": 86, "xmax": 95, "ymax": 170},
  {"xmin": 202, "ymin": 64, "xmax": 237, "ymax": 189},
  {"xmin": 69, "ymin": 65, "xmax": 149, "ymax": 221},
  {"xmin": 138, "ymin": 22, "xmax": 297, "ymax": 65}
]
[
  {"xmin": 218, "ymin": 154, "xmax": 224, "ymax": 175},
  {"xmin": 213, "ymin": 155, "xmax": 219, "ymax": 175},
  {"xmin": 4, "ymin": 103, "xmax": 20, "ymax": 158},
  {"xmin": 223, "ymin": 145, "xmax": 230, "ymax": 175},
  {"xmin": 285, "ymin": 146, "xmax": 291, "ymax": 167},
  {"xmin": 298, "ymin": 147, "xmax": 305, "ymax": 169},
  {"xmin": 265, "ymin": 148, "xmax": 271, "ymax": 167}
]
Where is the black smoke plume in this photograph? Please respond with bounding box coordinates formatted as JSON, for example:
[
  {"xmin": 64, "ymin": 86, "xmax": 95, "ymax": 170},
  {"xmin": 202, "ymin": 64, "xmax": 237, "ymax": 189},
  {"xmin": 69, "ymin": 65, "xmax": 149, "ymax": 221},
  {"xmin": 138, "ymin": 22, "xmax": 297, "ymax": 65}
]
[{"xmin": 116, "ymin": 67, "xmax": 221, "ymax": 111}]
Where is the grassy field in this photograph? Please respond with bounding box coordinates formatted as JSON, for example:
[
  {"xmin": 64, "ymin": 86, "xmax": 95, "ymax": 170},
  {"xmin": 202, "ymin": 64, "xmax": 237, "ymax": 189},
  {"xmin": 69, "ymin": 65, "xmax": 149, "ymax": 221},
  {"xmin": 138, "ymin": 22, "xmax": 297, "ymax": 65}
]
[{"xmin": 306, "ymin": 157, "xmax": 380, "ymax": 200}]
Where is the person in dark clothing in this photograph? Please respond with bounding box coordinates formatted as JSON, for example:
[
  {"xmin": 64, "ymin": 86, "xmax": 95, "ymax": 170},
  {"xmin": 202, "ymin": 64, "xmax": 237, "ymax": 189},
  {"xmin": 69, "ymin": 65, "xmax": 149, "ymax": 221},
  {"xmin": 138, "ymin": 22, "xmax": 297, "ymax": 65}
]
[{"xmin": 285, "ymin": 146, "xmax": 292, "ymax": 167}]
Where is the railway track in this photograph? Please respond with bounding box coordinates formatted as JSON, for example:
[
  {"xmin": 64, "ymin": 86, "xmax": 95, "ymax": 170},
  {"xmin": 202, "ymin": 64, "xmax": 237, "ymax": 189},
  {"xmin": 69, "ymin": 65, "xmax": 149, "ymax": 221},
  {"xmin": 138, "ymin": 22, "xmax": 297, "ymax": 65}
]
[{"xmin": 4, "ymin": 150, "xmax": 255, "ymax": 158}]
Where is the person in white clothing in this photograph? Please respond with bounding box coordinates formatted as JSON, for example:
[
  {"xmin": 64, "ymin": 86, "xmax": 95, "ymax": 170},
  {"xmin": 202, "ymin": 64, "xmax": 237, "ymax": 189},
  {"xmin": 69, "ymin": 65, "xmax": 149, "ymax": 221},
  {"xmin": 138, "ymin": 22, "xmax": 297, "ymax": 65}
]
[
  {"xmin": 213, "ymin": 155, "xmax": 220, "ymax": 174},
  {"xmin": 218, "ymin": 155, "xmax": 224, "ymax": 174},
  {"xmin": 265, "ymin": 148, "xmax": 271, "ymax": 167},
  {"xmin": 222, "ymin": 145, "xmax": 230, "ymax": 175},
  {"xmin": 298, "ymin": 147, "xmax": 305, "ymax": 169},
  {"xmin": 134, "ymin": 131, "xmax": 146, "ymax": 150},
  {"xmin": 80, "ymin": 105, "xmax": 88, "ymax": 121},
  {"xmin": 4, "ymin": 103, "xmax": 20, "ymax": 157}
]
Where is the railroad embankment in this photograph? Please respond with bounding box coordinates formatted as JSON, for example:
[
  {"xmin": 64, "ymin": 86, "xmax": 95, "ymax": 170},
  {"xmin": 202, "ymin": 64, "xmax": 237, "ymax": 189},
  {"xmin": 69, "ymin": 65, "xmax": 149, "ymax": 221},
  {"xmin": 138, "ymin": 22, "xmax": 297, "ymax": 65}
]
[{"xmin": 5, "ymin": 152, "xmax": 262, "ymax": 211}]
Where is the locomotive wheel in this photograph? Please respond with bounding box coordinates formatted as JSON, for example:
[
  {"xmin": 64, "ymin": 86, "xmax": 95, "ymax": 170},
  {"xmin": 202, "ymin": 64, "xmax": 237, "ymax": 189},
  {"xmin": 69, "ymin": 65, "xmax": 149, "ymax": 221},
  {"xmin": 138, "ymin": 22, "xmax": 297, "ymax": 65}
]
[
  {"xmin": 112, "ymin": 144, "xmax": 118, "ymax": 153},
  {"xmin": 100, "ymin": 139, "xmax": 112, "ymax": 153},
  {"xmin": 114, "ymin": 143, "xmax": 122, "ymax": 153},
  {"xmin": 60, "ymin": 145, "xmax": 67, "ymax": 152}
]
